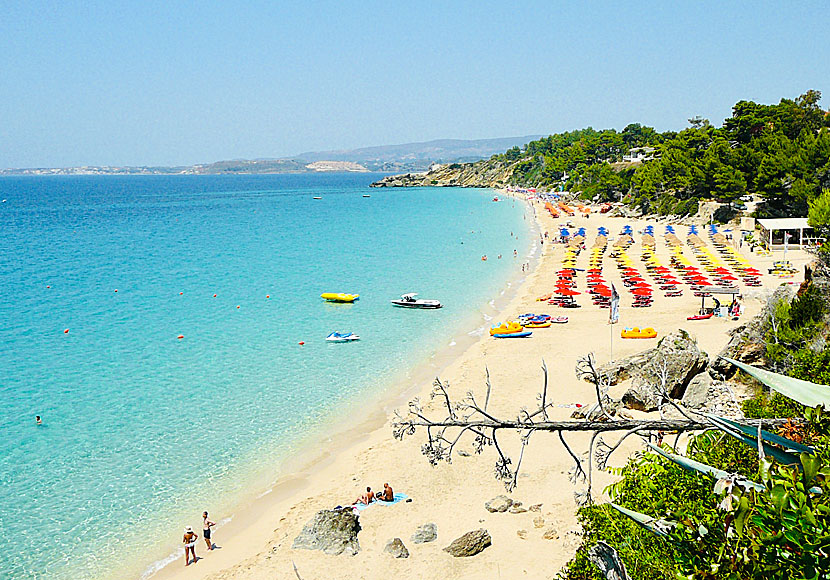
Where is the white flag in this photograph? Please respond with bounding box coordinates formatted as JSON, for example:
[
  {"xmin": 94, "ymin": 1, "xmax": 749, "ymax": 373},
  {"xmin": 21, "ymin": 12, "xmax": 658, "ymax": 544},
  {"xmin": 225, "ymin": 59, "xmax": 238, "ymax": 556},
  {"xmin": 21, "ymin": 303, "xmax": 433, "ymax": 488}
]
[{"xmin": 609, "ymin": 283, "xmax": 620, "ymax": 324}]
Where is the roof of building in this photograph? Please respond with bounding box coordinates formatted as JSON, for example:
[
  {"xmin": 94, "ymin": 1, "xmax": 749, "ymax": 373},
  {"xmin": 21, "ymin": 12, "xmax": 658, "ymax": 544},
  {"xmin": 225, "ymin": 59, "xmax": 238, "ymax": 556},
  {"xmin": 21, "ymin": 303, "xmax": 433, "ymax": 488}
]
[{"xmin": 757, "ymin": 217, "xmax": 810, "ymax": 230}]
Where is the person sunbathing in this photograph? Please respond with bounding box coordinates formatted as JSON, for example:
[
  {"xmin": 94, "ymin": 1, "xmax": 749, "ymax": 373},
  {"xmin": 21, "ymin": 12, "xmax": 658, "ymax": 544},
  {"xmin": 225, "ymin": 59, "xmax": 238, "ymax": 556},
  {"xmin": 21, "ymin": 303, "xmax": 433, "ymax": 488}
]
[
  {"xmin": 378, "ymin": 483, "xmax": 394, "ymax": 501},
  {"xmin": 354, "ymin": 486, "xmax": 375, "ymax": 505}
]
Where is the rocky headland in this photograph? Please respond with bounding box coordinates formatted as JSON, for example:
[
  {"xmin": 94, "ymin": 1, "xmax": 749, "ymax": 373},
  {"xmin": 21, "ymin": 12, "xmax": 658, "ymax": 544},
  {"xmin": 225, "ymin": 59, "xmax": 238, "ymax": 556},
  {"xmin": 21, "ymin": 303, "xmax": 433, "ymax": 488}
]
[{"xmin": 370, "ymin": 160, "xmax": 515, "ymax": 188}]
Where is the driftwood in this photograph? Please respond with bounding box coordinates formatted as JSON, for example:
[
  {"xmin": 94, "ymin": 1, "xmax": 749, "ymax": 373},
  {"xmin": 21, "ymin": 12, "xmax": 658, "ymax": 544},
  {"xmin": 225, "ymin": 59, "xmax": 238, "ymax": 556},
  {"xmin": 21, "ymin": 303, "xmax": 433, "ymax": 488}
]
[{"xmin": 392, "ymin": 353, "xmax": 792, "ymax": 502}]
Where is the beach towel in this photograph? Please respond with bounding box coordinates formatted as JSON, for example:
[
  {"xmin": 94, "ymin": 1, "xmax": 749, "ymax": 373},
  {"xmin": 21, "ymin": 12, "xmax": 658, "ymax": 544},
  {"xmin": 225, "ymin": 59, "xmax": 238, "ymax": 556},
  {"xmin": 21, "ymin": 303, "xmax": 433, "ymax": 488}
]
[{"xmin": 352, "ymin": 492, "xmax": 408, "ymax": 512}]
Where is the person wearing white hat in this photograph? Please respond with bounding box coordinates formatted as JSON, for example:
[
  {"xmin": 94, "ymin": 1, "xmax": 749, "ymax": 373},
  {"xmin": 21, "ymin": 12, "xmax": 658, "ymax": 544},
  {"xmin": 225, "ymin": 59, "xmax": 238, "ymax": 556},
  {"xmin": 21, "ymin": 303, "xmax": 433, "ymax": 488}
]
[{"xmin": 183, "ymin": 525, "xmax": 199, "ymax": 566}]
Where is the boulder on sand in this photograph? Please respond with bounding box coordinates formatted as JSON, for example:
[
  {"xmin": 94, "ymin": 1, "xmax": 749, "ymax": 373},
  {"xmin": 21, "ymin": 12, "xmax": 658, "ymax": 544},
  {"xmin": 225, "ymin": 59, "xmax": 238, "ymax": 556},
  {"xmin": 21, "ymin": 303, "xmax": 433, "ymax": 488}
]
[
  {"xmin": 411, "ymin": 523, "xmax": 438, "ymax": 544},
  {"xmin": 292, "ymin": 509, "xmax": 361, "ymax": 556},
  {"xmin": 384, "ymin": 537, "xmax": 410, "ymax": 558},
  {"xmin": 444, "ymin": 529, "xmax": 492, "ymax": 557},
  {"xmin": 485, "ymin": 495, "xmax": 513, "ymax": 513},
  {"xmin": 592, "ymin": 331, "xmax": 709, "ymax": 409}
]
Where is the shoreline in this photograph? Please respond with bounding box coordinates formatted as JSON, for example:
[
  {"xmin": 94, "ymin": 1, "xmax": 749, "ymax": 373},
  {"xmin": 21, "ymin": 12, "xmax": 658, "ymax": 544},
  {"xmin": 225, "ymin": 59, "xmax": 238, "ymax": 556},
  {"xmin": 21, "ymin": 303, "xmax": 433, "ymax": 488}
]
[
  {"xmin": 141, "ymin": 190, "xmax": 540, "ymax": 579},
  {"xmin": 149, "ymin": 198, "xmax": 806, "ymax": 580}
]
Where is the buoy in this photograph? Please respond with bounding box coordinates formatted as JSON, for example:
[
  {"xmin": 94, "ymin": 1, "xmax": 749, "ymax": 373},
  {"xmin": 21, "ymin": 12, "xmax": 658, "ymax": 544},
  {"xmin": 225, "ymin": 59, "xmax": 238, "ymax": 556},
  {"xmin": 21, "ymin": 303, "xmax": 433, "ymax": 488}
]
[
  {"xmin": 179, "ymin": 292, "xmax": 183, "ymax": 295},
  {"xmin": 114, "ymin": 289, "xmax": 118, "ymax": 293},
  {"xmin": 46, "ymin": 285, "xmax": 51, "ymax": 289},
  {"xmin": 236, "ymin": 305, "xmax": 240, "ymax": 309},
  {"xmin": 299, "ymin": 341, "xmax": 305, "ymax": 345},
  {"xmin": 266, "ymin": 295, "xmax": 270, "ymax": 299},
  {"xmin": 63, "ymin": 329, "xmax": 69, "ymax": 334},
  {"xmin": 213, "ymin": 294, "xmax": 217, "ymax": 297},
  {"xmin": 177, "ymin": 335, "xmax": 184, "ymax": 339}
]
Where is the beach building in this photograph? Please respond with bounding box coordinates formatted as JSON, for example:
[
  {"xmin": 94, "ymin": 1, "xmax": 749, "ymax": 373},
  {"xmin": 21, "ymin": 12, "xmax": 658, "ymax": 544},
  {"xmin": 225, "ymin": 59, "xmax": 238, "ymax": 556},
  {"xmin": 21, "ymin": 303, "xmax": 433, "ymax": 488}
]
[
  {"xmin": 622, "ymin": 147, "xmax": 656, "ymax": 162},
  {"xmin": 757, "ymin": 217, "xmax": 818, "ymax": 249}
]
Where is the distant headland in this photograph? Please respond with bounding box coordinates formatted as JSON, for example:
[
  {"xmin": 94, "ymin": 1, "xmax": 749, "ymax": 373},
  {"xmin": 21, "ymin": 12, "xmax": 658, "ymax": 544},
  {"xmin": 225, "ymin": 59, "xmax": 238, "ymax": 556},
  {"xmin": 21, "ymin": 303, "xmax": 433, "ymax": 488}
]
[{"xmin": 0, "ymin": 136, "xmax": 540, "ymax": 176}]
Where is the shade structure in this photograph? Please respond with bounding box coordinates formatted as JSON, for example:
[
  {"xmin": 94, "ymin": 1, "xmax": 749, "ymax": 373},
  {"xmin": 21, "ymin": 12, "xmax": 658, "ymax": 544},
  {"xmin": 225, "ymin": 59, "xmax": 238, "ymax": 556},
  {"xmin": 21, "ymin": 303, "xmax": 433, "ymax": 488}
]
[
  {"xmin": 632, "ymin": 287, "xmax": 653, "ymax": 296},
  {"xmin": 626, "ymin": 276, "xmax": 645, "ymax": 283},
  {"xmin": 588, "ymin": 268, "xmax": 603, "ymax": 273},
  {"xmin": 593, "ymin": 287, "xmax": 613, "ymax": 297},
  {"xmin": 555, "ymin": 288, "xmax": 580, "ymax": 296},
  {"xmin": 557, "ymin": 270, "xmax": 574, "ymax": 276},
  {"xmin": 719, "ymin": 275, "xmax": 739, "ymax": 282}
]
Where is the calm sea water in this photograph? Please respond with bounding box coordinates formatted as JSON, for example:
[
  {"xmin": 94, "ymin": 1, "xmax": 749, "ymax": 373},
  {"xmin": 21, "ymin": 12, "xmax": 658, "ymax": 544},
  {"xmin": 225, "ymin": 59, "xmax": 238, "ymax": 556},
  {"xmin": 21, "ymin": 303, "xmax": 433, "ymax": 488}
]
[{"xmin": 0, "ymin": 174, "xmax": 532, "ymax": 579}]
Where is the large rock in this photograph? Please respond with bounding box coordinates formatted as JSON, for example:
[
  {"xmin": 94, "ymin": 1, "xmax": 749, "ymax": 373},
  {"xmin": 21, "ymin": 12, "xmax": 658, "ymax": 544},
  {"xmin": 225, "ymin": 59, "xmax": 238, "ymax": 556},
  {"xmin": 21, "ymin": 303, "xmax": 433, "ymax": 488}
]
[
  {"xmin": 443, "ymin": 529, "xmax": 492, "ymax": 557},
  {"xmin": 292, "ymin": 509, "xmax": 361, "ymax": 556},
  {"xmin": 620, "ymin": 385, "xmax": 661, "ymax": 412},
  {"xmin": 710, "ymin": 284, "xmax": 795, "ymax": 378},
  {"xmin": 485, "ymin": 495, "xmax": 513, "ymax": 513},
  {"xmin": 383, "ymin": 537, "xmax": 410, "ymax": 558},
  {"xmin": 411, "ymin": 523, "xmax": 438, "ymax": 544},
  {"xmin": 681, "ymin": 373, "xmax": 713, "ymax": 409},
  {"xmin": 593, "ymin": 331, "xmax": 709, "ymax": 409}
]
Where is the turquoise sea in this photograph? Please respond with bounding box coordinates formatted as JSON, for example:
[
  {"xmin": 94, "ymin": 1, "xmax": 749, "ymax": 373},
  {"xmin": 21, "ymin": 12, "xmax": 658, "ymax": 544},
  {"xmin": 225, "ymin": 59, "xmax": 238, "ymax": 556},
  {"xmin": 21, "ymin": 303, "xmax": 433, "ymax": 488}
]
[{"xmin": 0, "ymin": 174, "xmax": 532, "ymax": 579}]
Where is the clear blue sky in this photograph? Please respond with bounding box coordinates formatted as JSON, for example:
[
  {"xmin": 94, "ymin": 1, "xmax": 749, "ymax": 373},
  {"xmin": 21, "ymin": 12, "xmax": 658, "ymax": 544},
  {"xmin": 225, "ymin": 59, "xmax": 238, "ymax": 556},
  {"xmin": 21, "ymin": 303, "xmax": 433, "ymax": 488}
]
[{"xmin": 1, "ymin": 1, "xmax": 827, "ymax": 168}]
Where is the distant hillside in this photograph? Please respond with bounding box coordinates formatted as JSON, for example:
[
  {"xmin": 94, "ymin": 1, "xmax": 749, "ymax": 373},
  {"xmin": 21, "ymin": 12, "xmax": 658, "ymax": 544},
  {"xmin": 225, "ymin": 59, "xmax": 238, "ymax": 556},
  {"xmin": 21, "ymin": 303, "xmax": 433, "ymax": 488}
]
[
  {"xmin": 0, "ymin": 136, "xmax": 542, "ymax": 175},
  {"xmin": 296, "ymin": 136, "xmax": 542, "ymax": 171}
]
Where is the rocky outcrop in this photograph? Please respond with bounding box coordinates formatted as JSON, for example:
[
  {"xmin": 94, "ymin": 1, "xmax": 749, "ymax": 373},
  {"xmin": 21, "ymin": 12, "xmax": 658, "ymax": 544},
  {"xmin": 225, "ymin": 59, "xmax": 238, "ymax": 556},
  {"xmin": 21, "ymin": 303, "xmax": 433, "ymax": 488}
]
[
  {"xmin": 383, "ymin": 537, "xmax": 410, "ymax": 558},
  {"xmin": 443, "ymin": 529, "xmax": 492, "ymax": 557},
  {"xmin": 370, "ymin": 160, "xmax": 517, "ymax": 189},
  {"xmin": 411, "ymin": 523, "xmax": 438, "ymax": 544},
  {"xmin": 292, "ymin": 509, "xmax": 361, "ymax": 556},
  {"xmin": 485, "ymin": 495, "xmax": 513, "ymax": 513},
  {"xmin": 594, "ymin": 331, "xmax": 709, "ymax": 404},
  {"xmin": 681, "ymin": 373, "xmax": 714, "ymax": 409},
  {"xmin": 710, "ymin": 284, "xmax": 794, "ymax": 378}
]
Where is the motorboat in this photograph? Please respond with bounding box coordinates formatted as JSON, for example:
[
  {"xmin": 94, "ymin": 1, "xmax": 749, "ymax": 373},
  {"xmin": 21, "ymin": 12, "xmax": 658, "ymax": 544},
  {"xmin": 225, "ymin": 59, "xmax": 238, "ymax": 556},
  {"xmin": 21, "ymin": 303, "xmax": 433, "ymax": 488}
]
[
  {"xmin": 391, "ymin": 293, "xmax": 442, "ymax": 309},
  {"xmin": 326, "ymin": 332, "xmax": 360, "ymax": 342}
]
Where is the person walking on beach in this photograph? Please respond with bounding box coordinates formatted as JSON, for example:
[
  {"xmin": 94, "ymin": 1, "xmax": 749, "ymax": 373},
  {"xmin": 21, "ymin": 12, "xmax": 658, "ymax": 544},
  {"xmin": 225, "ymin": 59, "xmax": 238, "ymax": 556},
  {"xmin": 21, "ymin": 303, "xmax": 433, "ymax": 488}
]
[
  {"xmin": 203, "ymin": 511, "xmax": 216, "ymax": 551},
  {"xmin": 183, "ymin": 526, "xmax": 198, "ymax": 566}
]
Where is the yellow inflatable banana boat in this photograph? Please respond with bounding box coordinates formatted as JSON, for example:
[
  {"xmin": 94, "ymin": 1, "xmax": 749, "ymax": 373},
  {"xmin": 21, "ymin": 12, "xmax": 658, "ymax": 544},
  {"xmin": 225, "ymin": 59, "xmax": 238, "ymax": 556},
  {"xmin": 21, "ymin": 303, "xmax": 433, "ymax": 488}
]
[
  {"xmin": 489, "ymin": 321, "xmax": 524, "ymax": 336},
  {"xmin": 321, "ymin": 293, "xmax": 360, "ymax": 303},
  {"xmin": 621, "ymin": 327, "xmax": 657, "ymax": 339}
]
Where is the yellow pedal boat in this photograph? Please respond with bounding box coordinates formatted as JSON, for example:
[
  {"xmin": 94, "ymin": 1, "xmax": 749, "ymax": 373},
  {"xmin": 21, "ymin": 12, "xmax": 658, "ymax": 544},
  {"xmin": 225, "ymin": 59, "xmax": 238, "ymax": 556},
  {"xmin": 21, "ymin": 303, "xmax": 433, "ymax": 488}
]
[
  {"xmin": 490, "ymin": 321, "xmax": 524, "ymax": 335},
  {"xmin": 621, "ymin": 327, "xmax": 657, "ymax": 339},
  {"xmin": 321, "ymin": 293, "xmax": 360, "ymax": 303}
]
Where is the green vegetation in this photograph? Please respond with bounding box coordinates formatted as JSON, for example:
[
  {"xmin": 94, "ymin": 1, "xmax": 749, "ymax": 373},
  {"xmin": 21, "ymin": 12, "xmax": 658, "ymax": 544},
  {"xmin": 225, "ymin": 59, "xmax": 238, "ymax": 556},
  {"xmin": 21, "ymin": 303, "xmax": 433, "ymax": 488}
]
[
  {"xmin": 561, "ymin": 282, "xmax": 830, "ymax": 579},
  {"xmin": 498, "ymin": 91, "xmax": 830, "ymax": 217}
]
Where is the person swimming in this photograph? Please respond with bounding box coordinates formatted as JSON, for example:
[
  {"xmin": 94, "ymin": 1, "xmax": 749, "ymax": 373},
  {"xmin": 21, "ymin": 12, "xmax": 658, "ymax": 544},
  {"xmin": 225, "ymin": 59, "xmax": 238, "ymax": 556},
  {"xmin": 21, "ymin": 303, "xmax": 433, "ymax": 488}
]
[{"xmin": 36, "ymin": 415, "xmax": 42, "ymax": 425}]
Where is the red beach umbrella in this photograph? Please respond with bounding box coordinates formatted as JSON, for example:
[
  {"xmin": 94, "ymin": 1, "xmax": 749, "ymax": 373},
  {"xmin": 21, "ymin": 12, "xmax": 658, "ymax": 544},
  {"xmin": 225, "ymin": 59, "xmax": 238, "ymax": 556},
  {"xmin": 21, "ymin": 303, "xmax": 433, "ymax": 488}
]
[
  {"xmin": 654, "ymin": 266, "xmax": 671, "ymax": 273},
  {"xmin": 626, "ymin": 276, "xmax": 645, "ymax": 283},
  {"xmin": 555, "ymin": 288, "xmax": 581, "ymax": 296},
  {"xmin": 594, "ymin": 287, "xmax": 613, "ymax": 297},
  {"xmin": 557, "ymin": 269, "xmax": 575, "ymax": 276},
  {"xmin": 588, "ymin": 268, "xmax": 603, "ymax": 273},
  {"xmin": 632, "ymin": 287, "xmax": 652, "ymax": 296}
]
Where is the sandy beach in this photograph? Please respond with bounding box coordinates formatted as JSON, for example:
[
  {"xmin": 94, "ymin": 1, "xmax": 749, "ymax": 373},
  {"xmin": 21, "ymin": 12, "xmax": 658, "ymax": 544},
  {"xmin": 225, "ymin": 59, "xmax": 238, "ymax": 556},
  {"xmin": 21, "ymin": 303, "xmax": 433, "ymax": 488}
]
[{"xmin": 151, "ymin": 197, "xmax": 809, "ymax": 580}]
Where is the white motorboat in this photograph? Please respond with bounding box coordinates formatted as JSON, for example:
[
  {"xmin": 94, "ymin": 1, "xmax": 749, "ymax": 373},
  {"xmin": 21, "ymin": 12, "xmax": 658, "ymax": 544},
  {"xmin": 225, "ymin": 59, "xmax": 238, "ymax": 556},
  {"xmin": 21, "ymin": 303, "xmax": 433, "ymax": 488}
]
[
  {"xmin": 326, "ymin": 331, "xmax": 360, "ymax": 342},
  {"xmin": 391, "ymin": 293, "xmax": 442, "ymax": 309}
]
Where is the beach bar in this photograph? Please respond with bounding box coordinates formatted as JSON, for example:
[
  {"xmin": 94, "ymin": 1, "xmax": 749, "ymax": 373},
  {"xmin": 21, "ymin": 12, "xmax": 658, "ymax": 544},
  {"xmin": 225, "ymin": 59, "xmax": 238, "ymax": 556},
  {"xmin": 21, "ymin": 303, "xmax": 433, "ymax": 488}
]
[{"xmin": 757, "ymin": 217, "xmax": 814, "ymax": 249}]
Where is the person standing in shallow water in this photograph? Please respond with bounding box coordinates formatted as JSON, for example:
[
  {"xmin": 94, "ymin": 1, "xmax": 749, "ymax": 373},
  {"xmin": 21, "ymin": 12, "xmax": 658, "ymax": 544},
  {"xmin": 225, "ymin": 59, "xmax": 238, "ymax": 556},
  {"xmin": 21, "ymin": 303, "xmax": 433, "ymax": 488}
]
[{"xmin": 203, "ymin": 511, "xmax": 216, "ymax": 550}]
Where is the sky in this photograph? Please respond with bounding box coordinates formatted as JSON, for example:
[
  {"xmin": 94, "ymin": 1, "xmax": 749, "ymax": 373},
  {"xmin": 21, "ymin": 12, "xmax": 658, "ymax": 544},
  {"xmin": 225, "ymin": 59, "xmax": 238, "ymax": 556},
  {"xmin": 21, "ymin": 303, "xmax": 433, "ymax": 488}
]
[{"xmin": 1, "ymin": 1, "xmax": 828, "ymax": 168}]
